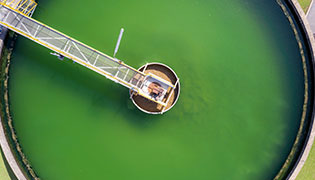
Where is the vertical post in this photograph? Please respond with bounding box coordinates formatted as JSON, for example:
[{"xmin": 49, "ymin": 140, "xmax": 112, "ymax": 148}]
[{"xmin": 113, "ymin": 28, "xmax": 124, "ymax": 58}]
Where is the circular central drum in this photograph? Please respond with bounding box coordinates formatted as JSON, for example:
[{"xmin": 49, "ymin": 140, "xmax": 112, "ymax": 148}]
[{"xmin": 130, "ymin": 63, "xmax": 180, "ymax": 114}]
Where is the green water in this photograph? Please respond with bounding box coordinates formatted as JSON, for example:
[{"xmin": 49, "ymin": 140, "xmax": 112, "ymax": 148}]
[{"xmin": 7, "ymin": 0, "xmax": 305, "ymax": 179}]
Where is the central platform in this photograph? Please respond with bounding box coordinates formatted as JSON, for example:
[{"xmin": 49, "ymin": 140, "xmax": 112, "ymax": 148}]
[{"xmin": 130, "ymin": 63, "xmax": 180, "ymax": 114}]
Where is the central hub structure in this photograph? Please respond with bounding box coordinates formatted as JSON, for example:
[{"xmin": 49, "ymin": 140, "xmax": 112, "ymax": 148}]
[{"xmin": 130, "ymin": 63, "xmax": 180, "ymax": 114}]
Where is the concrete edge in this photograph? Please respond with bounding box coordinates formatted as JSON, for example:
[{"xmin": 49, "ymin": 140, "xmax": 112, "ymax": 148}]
[
  {"xmin": 286, "ymin": 0, "xmax": 315, "ymax": 179},
  {"xmin": 0, "ymin": 27, "xmax": 27, "ymax": 180},
  {"xmin": 0, "ymin": 118, "xmax": 26, "ymax": 180},
  {"xmin": 306, "ymin": 0, "xmax": 314, "ymax": 16}
]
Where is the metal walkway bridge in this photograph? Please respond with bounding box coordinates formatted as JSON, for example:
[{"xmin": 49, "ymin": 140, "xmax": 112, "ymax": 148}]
[{"xmin": 0, "ymin": 0, "xmax": 176, "ymax": 108}]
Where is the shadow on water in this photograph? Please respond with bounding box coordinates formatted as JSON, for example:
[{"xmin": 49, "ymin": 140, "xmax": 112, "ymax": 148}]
[
  {"xmin": 11, "ymin": 37, "xmax": 161, "ymax": 129},
  {"xmin": 242, "ymin": 0, "xmax": 310, "ymax": 179},
  {"xmin": 124, "ymin": 105, "xmax": 161, "ymax": 128},
  {"xmin": 8, "ymin": 0, "xmax": 163, "ymax": 129}
]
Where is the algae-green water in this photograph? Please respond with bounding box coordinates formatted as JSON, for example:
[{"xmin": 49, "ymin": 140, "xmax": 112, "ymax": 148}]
[{"xmin": 8, "ymin": 0, "xmax": 305, "ymax": 179}]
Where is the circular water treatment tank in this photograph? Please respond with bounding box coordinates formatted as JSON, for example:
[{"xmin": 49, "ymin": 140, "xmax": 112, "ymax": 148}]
[
  {"xmin": 2, "ymin": 0, "xmax": 312, "ymax": 179},
  {"xmin": 130, "ymin": 63, "xmax": 180, "ymax": 114}
]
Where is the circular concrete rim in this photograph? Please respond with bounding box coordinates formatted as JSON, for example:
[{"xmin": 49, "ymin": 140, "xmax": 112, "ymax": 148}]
[
  {"xmin": 284, "ymin": 0, "xmax": 315, "ymax": 179},
  {"xmin": 0, "ymin": 28, "xmax": 28, "ymax": 180},
  {"xmin": 0, "ymin": 1, "xmax": 314, "ymax": 179},
  {"xmin": 130, "ymin": 62, "xmax": 180, "ymax": 114}
]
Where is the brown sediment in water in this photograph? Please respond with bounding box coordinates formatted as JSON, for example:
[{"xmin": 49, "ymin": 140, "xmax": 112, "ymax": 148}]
[{"xmin": 131, "ymin": 63, "xmax": 179, "ymax": 113}]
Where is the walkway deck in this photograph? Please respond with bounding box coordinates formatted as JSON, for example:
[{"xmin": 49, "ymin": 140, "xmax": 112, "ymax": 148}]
[{"xmin": 0, "ymin": 0, "xmax": 175, "ymax": 108}]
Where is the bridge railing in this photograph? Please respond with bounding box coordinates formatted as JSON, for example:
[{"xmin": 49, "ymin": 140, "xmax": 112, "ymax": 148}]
[
  {"xmin": 0, "ymin": 0, "xmax": 36, "ymax": 16},
  {"xmin": 0, "ymin": 4, "xmax": 146, "ymax": 91}
]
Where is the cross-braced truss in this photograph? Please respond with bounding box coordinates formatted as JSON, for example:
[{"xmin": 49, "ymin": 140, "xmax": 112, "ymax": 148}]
[
  {"xmin": 0, "ymin": 0, "xmax": 36, "ymax": 16},
  {"xmin": 0, "ymin": 4, "xmax": 147, "ymax": 91},
  {"xmin": 0, "ymin": 2, "xmax": 175, "ymax": 108}
]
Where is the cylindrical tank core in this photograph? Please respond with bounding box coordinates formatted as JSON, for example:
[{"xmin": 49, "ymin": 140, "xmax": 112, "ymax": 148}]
[{"xmin": 130, "ymin": 62, "xmax": 180, "ymax": 114}]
